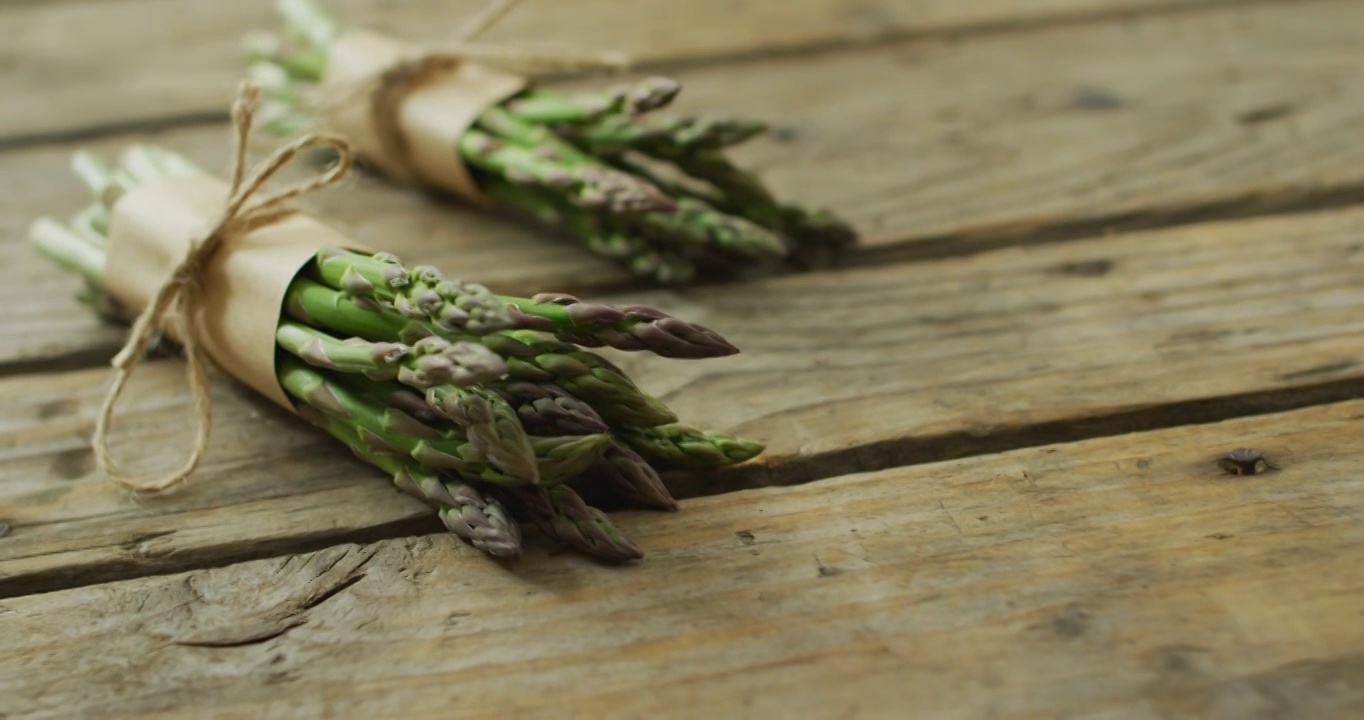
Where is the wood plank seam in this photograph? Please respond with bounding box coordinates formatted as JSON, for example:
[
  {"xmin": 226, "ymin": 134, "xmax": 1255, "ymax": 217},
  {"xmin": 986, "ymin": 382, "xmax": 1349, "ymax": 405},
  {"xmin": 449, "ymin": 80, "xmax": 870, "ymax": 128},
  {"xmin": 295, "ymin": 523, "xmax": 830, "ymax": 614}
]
[
  {"xmin": 0, "ymin": 346, "xmax": 142, "ymax": 382},
  {"xmin": 839, "ymin": 183, "xmax": 1364, "ymax": 268},
  {"xmin": 5, "ymin": 367, "xmax": 1360, "ymax": 600},
  {"xmin": 4, "ymin": 399, "xmax": 1362, "ymax": 717},
  {"xmin": 0, "ymin": 0, "xmax": 1318, "ymax": 152},
  {"xmin": 9, "ymin": 181, "xmax": 1364, "ymax": 381},
  {"xmin": 685, "ymin": 374, "xmax": 1364, "ymax": 497},
  {"xmin": 0, "ymin": 515, "xmax": 434, "ymax": 601}
]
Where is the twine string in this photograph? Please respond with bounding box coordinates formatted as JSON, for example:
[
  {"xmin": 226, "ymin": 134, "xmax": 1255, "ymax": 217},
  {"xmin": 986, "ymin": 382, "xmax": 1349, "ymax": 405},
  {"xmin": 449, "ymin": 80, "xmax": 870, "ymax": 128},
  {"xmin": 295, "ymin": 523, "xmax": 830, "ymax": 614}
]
[{"xmin": 93, "ymin": 81, "xmax": 354, "ymax": 495}]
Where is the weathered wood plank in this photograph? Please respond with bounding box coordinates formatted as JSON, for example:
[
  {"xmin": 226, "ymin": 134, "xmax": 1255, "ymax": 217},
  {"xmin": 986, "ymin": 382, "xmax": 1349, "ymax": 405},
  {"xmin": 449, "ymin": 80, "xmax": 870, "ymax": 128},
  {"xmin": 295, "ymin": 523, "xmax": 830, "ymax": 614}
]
[
  {"xmin": 5, "ymin": 1, "xmax": 1364, "ymax": 368},
  {"xmin": 0, "ymin": 0, "xmax": 1239, "ymax": 142},
  {"xmin": 0, "ymin": 364, "xmax": 439, "ymax": 594},
  {"xmin": 3, "ymin": 401, "xmax": 1362, "ymax": 718},
  {"xmin": 5, "ymin": 206, "xmax": 1364, "ymax": 596}
]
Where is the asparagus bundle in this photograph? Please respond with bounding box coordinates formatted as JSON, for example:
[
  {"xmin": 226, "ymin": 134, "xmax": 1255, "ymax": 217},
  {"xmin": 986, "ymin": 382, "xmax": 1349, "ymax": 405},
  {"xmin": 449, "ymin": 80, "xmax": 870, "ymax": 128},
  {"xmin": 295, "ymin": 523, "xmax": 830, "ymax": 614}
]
[
  {"xmin": 28, "ymin": 144, "xmax": 764, "ymax": 562},
  {"xmin": 242, "ymin": 0, "xmax": 857, "ymax": 284}
]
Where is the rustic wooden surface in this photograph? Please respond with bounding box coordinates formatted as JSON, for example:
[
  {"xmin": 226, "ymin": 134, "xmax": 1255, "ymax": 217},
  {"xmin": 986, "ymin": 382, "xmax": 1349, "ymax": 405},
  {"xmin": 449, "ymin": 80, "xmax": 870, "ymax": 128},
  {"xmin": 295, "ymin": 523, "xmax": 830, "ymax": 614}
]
[
  {"xmin": 2, "ymin": 0, "xmax": 1363, "ymax": 718},
  {"xmin": 4, "ymin": 402, "xmax": 1363, "ymax": 719},
  {"xmin": 6, "ymin": 1, "xmax": 1364, "ymax": 371},
  {"xmin": 7, "ymin": 206, "xmax": 1364, "ymax": 598},
  {"xmin": 0, "ymin": 0, "xmax": 1236, "ymax": 141}
]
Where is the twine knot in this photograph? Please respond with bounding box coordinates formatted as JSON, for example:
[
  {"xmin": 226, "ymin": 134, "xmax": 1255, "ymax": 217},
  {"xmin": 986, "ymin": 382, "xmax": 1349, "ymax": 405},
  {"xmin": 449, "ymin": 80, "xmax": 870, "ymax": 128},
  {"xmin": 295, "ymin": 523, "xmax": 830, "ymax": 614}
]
[{"xmin": 94, "ymin": 81, "xmax": 354, "ymax": 495}]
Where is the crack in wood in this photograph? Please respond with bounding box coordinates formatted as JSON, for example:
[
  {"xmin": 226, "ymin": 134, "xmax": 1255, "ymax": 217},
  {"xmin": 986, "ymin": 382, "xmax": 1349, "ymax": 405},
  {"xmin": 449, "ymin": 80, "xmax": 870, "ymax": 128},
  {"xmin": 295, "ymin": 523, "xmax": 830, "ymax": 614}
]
[
  {"xmin": 161, "ymin": 545, "xmax": 376, "ymax": 648},
  {"xmin": 663, "ymin": 375, "xmax": 1364, "ymax": 499},
  {"xmin": 0, "ymin": 515, "xmax": 436, "ymax": 601}
]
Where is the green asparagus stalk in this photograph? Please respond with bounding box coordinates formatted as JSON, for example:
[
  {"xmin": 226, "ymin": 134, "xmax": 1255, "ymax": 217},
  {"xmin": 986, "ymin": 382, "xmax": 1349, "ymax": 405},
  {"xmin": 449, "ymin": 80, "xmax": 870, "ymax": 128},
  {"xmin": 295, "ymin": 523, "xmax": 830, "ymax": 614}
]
[
  {"xmin": 460, "ymin": 126, "xmax": 672, "ymax": 216},
  {"xmin": 245, "ymin": 0, "xmax": 858, "ymax": 281},
  {"xmin": 479, "ymin": 173, "xmax": 698, "ymax": 284},
  {"xmin": 495, "ymin": 381, "xmax": 610, "ymax": 436},
  {"xmin": 275, "ymin": 319, "xmax": 513, "ymax": 390},
  {"xmin": 501, "ymin": 384, "xmax": 676, "ymax": 511},
  {"xmin": 512, "ymin": 484, "xmax": 643, "ymax": 562},
  {"xmin": 424, "ymin": 383, "xmax": 539, "ymax": 484},
  {"xmin": 482, "ymin": 330, "xmax": 679, "ymax": 427},
  {"xmin": 587, "ymin": 441, "xmax": 678, "ymax": 511},
  {"xmin": 275, "ymin": 319, "xmax": 411, "ymax": 378},
  {"xmin": 616, "ymin": 423, "xmax": 765, "ymax": 470},
  {"xmin": 559, "ymin": 114, "xmax": 768, "ymax": 155},
  {"xmin": 500, "ymin": 292, "xmax": 738, "ymax": 359},
  {"xmin": 312, "ymin": 240, "xmax": 737, "ymax": 360},
  {"xmin": 298, "ymin": 402, "xmax": 523, "ymax": 557},
  {"xmin": 310, "ymin": 247, "xmax": 513, "ymax": 335},
  {"xmin": 503, "ymin": 79, "xmax": 682, "ymax": 125}
]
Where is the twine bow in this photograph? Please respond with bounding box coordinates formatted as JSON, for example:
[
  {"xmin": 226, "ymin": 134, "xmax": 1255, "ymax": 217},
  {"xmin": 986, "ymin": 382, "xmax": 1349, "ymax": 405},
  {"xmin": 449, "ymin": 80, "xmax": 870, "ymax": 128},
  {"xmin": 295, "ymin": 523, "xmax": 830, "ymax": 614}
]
[{"xmin": 93, "ymin": 81, "xmax": 354, "ymax": 495}]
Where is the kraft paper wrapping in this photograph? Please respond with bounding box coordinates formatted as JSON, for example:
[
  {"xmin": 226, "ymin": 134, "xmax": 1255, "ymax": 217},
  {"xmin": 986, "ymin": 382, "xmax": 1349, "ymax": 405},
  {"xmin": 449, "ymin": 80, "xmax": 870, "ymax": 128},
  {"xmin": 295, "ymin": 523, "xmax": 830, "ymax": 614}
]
[
  {"xmin": 104, "ymin": 174, "xmax": 369, "ymax": 412},
  {"xmin": 319, "ymin": 29, "xmax": 527, "ymax": 202}
]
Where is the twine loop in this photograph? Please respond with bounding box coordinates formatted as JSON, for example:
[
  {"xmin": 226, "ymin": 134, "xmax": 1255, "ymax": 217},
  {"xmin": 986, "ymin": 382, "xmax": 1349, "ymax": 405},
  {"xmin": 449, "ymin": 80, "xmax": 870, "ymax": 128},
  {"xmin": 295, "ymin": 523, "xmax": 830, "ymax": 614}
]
[{"xmin": 93, "ymin": 81, "xmax": 353, "ymax": 494}]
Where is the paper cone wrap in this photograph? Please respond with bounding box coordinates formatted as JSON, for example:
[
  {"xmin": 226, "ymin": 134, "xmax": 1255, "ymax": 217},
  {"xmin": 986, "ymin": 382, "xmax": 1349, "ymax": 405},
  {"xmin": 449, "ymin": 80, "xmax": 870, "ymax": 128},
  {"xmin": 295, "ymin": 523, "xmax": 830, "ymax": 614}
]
[{"xmin": 319, "ymin": 29, "xmax": 527, "ymax": 202}]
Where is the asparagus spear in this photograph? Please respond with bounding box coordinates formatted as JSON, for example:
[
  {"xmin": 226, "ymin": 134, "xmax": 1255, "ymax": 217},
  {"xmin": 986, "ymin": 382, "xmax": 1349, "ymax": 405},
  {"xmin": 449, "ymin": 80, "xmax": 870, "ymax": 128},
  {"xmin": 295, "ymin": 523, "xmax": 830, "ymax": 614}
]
[
  {"xmin": 461, "ymin": 122, "xmax": 672, "ymax": 216},
  {"xmin": 276, "ymin": 319, "xmax": 514, "ymax": 389},
  {"xmin": 512, "ymin": 484, "xmax": 644, "ymax": 562},
  {"xmin": 298, "ymin": 402, "xmax": 523, "ymax": 558},
  {"xmin": 504, "ymin": 386, "xmax": 676, "ymax": 511},
  {"xmin": 501, "ymin": 381, "xmax": 676, "ymax": 512},
  {"xmin": 504, "ymin": 79, "xmax": 682, "ymax": 125},
  {"xmin": 316, "ymin": 244, "xmax": 737, "ymax": 359},
  {"xmin": 558, "ymin": 114, "xmax": 768, "ymax": 155},
  {"xmin": 495, "ymin": 381, "xmax": 610, "ymax": 436},
  {"xmin": 500, "ymin": 292, "xmax": 737, "ymax": 359},
  {"xmin": 479, "ymin": 173, "xmax": 698, "ymax": 284},
  {"xmin": 311, "ymin": 247, "xmax": 513, "ymax": 335},
  {"xmin": 586, "ymin": 441, "xmax": 678, "ymax": 512},
  {"xmin": 483, "ymin": 330, "xmax": 678, "ymax": 427},
  {"xmin": 616, "ymin": 423, "xmax": 765, "ymax": 470},
  {"xmin": 424, "ymin": 383, "xmax": 539, "ymax": 484},
  {"xmin": 275, "ymin": 319, "xmax": 410, "ymax": 378}
]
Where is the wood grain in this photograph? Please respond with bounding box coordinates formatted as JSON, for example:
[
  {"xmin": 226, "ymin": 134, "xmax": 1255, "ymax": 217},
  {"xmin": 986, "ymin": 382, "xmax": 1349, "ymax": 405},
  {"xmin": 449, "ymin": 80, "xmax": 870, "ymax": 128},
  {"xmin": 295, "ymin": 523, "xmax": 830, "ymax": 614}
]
[
  {"xmin": 6, "ymin": 206, "xmax": 1364, "ymax": 596},
  {"xmin": 0, "ymin": 363, "xmax": 439, "ymax": 596},
  {"xmin": 3, "ymin": 401, "xmax": 1362, "ymax": 719},
  {"xmin": 6, "ymin": 1, "xmax": 1364, "ymax": 368},
  {"xmin": 0, "ymin": 0, "xmax": 1239, "ymax": 142}
]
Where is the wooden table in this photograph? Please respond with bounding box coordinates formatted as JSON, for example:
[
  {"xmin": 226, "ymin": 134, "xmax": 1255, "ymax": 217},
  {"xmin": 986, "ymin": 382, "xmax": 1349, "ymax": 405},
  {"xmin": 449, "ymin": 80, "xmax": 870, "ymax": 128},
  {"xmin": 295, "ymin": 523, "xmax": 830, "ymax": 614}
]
[{"xmin": 3, "ymin": 1, "xmax": 1363, "ymax": 717}]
